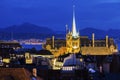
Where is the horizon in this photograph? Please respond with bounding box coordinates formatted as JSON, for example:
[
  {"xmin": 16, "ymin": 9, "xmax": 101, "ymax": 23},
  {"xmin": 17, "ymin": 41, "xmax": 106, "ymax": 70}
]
[
  {"xmin": 0, "ymin": 0, "xmax": 120, "ymax": 31},
  {"xmin": 1, "ymin": 22, "xmax": 120, "ymax": 31}
]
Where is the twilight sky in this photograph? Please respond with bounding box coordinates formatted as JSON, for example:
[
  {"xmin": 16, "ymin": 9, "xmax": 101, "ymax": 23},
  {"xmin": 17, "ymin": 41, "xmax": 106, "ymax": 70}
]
[{"xmin": 0, "ymin": 0, "xmax": 120, "ymax": 31}]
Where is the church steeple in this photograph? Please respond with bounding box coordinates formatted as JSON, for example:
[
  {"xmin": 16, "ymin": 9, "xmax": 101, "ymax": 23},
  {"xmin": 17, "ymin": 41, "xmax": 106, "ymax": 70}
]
[
  {"xmin": 72, "ymin": 5, "xmax": 79, "ymax": 38},
  {"xmin": 66, "ymin": 5, "xmax": 80, "ymax": 53}
]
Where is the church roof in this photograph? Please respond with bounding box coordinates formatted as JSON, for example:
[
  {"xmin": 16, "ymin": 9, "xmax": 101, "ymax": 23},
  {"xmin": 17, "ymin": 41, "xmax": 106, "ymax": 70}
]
[
  {"xmin": 63, "ymin": 54, "xmax": 82, "ymax": 66},
  {"xmin": 0, "ymin": 68, "xmax": 31, "ymax": 80}
]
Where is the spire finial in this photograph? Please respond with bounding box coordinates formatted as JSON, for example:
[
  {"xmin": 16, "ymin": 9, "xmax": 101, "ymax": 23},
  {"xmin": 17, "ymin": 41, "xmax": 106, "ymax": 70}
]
[{"xmin": 66, "ymin": 24, "xmax": 68, "ymax": 33}]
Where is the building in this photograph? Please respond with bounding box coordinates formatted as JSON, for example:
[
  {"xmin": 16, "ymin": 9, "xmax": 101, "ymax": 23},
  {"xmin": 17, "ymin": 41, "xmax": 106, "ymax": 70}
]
[
  {"xmin": 0, "ymin": 41, "xmax": 21, "ymax": 50},
  {"xmin": 43, "ymin": 6, "xmax": 118, "ymax": 56},
  {"xmin": 62, "ymin": 54, "xmax": 84, "ymax": 71},
  {"xmin": 0, "ymin": 68, "xmax": 31, "ymax": 80},
  {"xmin": 0, "ymin": 68, "xmax": 42, "ymax": 80}
]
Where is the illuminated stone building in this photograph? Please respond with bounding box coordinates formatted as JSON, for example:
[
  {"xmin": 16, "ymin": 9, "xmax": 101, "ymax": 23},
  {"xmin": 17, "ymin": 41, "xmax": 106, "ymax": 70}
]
[{"xmin": 43, "ymin": 6, "xmax": 118, "ymax": 56}]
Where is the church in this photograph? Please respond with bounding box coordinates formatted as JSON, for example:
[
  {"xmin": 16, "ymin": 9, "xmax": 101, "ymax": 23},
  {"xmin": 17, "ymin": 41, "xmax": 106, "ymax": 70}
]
[{"xmin": 43, "ymin": 6, "xmax": 118, "ymax": 57}]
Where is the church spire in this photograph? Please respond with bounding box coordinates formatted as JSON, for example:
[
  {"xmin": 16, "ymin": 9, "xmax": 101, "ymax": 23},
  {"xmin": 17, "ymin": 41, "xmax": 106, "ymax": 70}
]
[{"xmin": 72, "ymin": 5, "xmax": 78, "ymax": 37}]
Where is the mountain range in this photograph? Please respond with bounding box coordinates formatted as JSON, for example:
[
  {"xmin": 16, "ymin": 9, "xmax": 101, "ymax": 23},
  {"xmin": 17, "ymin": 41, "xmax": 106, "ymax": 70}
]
[{"xmin": 0, "ymin": 23, "xmax": 120, "ymax": 40}]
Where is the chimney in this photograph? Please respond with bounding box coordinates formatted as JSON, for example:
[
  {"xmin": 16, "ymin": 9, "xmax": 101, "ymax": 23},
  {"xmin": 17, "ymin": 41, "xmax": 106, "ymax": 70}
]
[
  {"xmin": 32, "ymin": 68, "xmax": 37, "ymax": 77},
  {"xmin": 106, "ymin": 35, "xmax": 108, "ymax": 48},
  {"xmin": 92, "ymin": 33, "xmax": 95, "ymax": 47},
  {"xmin": 52, "ymin": 36, "xmax": 55, "ymax": 48}
]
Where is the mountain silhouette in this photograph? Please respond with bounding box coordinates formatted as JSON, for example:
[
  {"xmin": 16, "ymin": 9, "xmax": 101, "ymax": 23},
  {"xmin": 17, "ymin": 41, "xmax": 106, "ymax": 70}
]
[
  {"xmin": 80, "ymin": 27, "xmax": 107, "ymax": 39},
  {"xmin": 0, "ymin": 23, "xmax": 120, "ymax": 39},
  {"xmin": 2, "ymin": 23, "xmax": 54, "ymax": 34},
  {"xmin": 0, "ymin": 23, "xmax": 54, "ymax": 39}
]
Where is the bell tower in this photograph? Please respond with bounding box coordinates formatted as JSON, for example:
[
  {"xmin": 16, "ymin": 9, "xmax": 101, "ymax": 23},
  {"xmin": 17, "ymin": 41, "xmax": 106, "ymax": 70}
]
[{"xmin": 66, "ymin": 5, "xmax": 80, "ymax": 53}]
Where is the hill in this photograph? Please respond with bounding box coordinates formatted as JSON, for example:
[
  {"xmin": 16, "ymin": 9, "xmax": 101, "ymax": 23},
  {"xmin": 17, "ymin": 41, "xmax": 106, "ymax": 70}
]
[
  {"xmin": 0, "ymin": 23, "xmax": 120, "ymax": 39},
  {"xmin": 0, "ymin": 23, "xmax": 54, "ymax": 39}
]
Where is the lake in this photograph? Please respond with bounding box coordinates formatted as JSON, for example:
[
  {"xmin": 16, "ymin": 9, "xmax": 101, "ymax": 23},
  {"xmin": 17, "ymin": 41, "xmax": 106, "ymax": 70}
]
[
  {"xmin": 22, "ymin": 42, "xmax": 120, "ymax": 51},
  {"xmin": 22, "ymin": 44, "xmax": 42, "ymax": 50}
]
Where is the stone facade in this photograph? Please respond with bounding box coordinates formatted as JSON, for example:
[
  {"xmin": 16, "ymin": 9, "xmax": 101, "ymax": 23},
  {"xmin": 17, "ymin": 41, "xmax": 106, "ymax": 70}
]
[{"xmin": 43, "ymin": 7, "xmax": 118, "ymax": 57}]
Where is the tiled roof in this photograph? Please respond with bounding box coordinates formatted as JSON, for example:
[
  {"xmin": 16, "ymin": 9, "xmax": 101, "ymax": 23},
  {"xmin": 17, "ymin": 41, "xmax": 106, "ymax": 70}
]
[{"xmin": 0, "ymin": 68, "xmax": 31, "ymax": 80}]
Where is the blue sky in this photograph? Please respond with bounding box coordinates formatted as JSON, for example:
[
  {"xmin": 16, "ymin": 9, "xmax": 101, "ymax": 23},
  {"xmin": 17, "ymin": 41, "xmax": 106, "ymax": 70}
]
[{"xmin": 0, "ymin": 0, "xmax": 120, "ymax": 31}]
